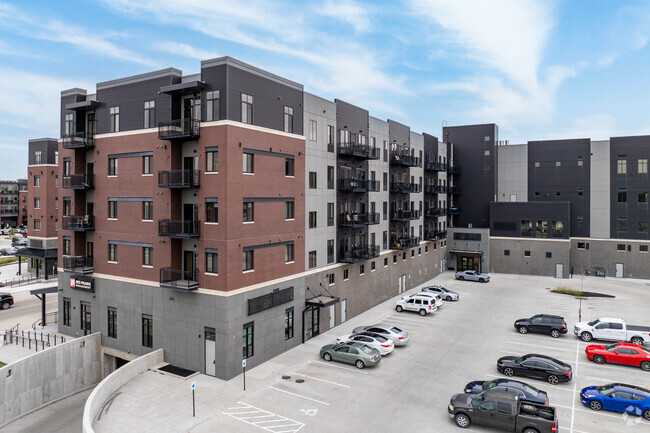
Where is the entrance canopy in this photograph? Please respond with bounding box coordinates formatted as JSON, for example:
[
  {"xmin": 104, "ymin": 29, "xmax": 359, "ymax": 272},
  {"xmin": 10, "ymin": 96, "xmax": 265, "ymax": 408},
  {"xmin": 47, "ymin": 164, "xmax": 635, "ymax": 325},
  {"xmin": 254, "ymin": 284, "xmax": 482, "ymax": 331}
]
[{"xmin": 305, "ymin": 295, "xmax": 339, "ymax": 308}]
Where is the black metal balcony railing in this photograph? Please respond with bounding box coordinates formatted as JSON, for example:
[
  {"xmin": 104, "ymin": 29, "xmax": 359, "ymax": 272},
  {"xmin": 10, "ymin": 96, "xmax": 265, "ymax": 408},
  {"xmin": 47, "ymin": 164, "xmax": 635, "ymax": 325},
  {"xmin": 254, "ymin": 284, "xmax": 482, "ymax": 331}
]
[
  {"xmin": 62, "ymin": 174, "xmax": 94, "ymax": 190},
  {"xmin": 160, "ymin": 267, "xmax": 199, "ymax": 291},
  {"xmin": 62, "ymin": 255, "xmax": 94, "ymax": 274},
  {"xmin": 448, "ymin": 207, "xmax": 461, "ymax": 215},
  {"xmin": 390, "ymin": 153, "xmax": 421, "ymax": 167},
  {"xmin": 158, "ymin": 119, "xmax": 200, "ymax": 140},
  {"xmin": 158, "ymin": 219, "xmax": 200, "ymax": 238},
  {"xmin": 390, "ymin": 209, "xmax": 421, "ymax": 221},
  {"xmin": 424, "ymin": 230, "xmax": 447, "ymax": 241},
  {"xmin": 337, "ymin": 142, "xmax": 380, "ymax": 160},
  {"xmin": 338, "ymin": 179, "xmax": 380, "ymax": 193},
  {"xmin": 62, "ymin": 131, "xmax": 95, "ymax": 149},
  {"xmin": 449, "ymin": 186, "xmax": 461, "ymax": 194},
  {"xmin": 424, "ymin": 208, "xmax": 446, "ymax": 218},
  {"xmin": 339, "ymin": 245, "xmax": 380, "ymax": 263},
  {"xmin": 448, "ymin": 166, "xmax": 461, "ymax": 175},
  {"xmin": 424, "ymin": 161, "xmax": 447, "ymax": 171},
  {"xmin": 62, "ymin": 215, "xmax": 94, "ymax": 231},
  {"xmin": 390, "ymin": 236, "xmax": 420, "ymax": 250},
  {"xmin": 338, "ymin": 212, "xmax": 380, "ymax": 227},
  {"xmin": 424, "ymin": 185, "xmax": 447, "ymax": 194},
  {"xmin": 390, "ymin": 182, "xmax": 421, "ymax": 194},
  {"xmin": 158, "ymin": 169, "xmax": 200, "ymax": 188}
]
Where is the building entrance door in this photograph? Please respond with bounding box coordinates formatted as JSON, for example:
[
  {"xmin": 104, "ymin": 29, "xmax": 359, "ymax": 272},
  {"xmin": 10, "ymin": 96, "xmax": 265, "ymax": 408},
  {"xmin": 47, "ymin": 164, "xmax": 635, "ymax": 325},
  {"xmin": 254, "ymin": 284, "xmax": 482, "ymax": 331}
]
[
  {"xmin": 204, "ymin": 327, "xmax": 216, "ymax": 376},
  {"xmin": 341, "ymin": 299, "xmax": 347, "ymax": 322},
  {"xmin": 329, "ymin": 305, "xmax": 335, "ymax": 329},
  {"xmin": 555, "ymin": 264, "xmax": 563, "ymax": 278},
  {"xmin": 303, "ymin": 306, "xmax": 320, "ymax": 341},
  {"xmin": 184, "ymin": 250, "xmax": 196, "ymax": 280},
  {"xmin": 457, "ymin": 254, "xmax": 479, "ymax": 272},
  {"xmin": 616, "ymin": 263, "xmax": 623, "ymax": 278},
  {"xmin": 398, "ymin": 274, "xmax": 406, "ymax": 294}
]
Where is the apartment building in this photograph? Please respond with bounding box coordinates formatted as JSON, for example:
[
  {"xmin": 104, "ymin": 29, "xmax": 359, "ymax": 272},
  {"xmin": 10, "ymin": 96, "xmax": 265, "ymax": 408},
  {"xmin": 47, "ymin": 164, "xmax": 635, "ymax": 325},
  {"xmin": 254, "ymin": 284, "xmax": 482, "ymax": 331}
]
[
  {"xmin": 0, "ymin": 180, "xmax": 19, "ymax": 228},
  {"xmin": 57, "ymin": 57, "xmax": 451, "ymax": 379},
  {"xmin": 17, "ymin": 178, "xmax": 27, "ymax": 228}
]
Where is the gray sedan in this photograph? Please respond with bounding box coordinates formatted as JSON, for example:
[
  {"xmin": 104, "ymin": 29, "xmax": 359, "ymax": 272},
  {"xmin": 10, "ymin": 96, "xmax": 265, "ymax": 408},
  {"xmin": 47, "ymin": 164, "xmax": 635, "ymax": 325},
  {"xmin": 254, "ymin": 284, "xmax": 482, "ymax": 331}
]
[
  {"xmin": 352, "ymin": 323, "xmax": 410, "ymax": 346},
  {"xmin": 320, "ymin": 341, "xmax": 381, "ymax": 369},
  {"xmin": 455, "ymin": 270, "xmax": 490, "ymax": 282},
  {"xmin": 421, "ymin": 285, "xmax": 459, "ymax": 301}
]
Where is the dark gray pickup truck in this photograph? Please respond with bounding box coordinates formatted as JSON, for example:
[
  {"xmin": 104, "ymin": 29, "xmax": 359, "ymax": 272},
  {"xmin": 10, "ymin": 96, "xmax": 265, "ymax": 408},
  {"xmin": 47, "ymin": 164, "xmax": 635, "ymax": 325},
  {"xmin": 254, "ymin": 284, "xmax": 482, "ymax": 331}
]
[{"xmin": 448, "ymin": 389, "xmax": 558, "ymax": 432}]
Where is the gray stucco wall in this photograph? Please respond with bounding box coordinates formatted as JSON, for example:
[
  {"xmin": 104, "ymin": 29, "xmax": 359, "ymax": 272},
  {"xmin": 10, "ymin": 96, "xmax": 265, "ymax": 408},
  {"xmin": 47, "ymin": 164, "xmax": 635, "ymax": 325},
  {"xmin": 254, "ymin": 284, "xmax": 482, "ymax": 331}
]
[
  {"xmin": 447, "ymin": 227, "xmax": 490, "ymax": 272},
  {"xmin": 570, "ymin": 238, "xmax": 650, "ymax": 279},
  {"xmin": 489, "ymin": 237, "xmax": 570, "ymax": 278},
  {"xmin": 496, "ymin": 144, "xmax": 527, "ymax": 203},
  {"xmin": 590, "ymin": 140, "xmax": 611, "ymax": 238}
]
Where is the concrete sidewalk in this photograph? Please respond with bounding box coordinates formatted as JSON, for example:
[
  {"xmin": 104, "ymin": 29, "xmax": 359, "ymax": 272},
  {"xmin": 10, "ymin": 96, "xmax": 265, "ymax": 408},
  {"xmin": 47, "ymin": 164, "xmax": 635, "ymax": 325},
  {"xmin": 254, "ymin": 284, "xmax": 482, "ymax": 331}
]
[{"xmin": 1, "ymin": 323, "xmax": 65, "ymax": 364}]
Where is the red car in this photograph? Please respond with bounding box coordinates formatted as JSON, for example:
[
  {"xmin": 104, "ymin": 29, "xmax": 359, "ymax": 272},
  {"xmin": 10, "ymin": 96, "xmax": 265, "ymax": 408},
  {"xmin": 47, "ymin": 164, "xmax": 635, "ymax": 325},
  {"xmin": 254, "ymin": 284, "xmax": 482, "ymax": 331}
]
[{"xmin": 585, "ymin": 342, "xmax": 650, "ymax": 371}]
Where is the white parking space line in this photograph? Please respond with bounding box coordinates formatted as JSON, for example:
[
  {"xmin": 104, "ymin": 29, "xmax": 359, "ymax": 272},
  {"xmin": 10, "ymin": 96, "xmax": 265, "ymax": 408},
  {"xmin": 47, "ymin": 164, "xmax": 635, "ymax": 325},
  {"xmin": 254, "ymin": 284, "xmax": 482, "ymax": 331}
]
[
  {"xmin": 559, "ymin": 427, "xmax": 590, "ymax": 433},
  {"xmin": 484, "ymin": 373, "xmax": 578, "ymax": 393},
  {"xmin": 268, "ymin": 386, "xmax": 330, "ymax": 406},
  {"xmin": 504, "ymin": 340, "xmax": 578, "ymax": 353},
  {"xmin": 292, "ymin": 372, "xmax": 351, "ymax": 389},
  {"xmin": 554, "ymin": 403, "xmax": 629, "ymax": 420},
  {"xmin": 223, "ymin": 402, "xmax": 305, "ymax": 433},
  {"xmin": 570, "ymin": 340, "xmax": 579, "ymax": 433},
  {"xmin": 311, "ymin": 360, "xmax": 369, "ymax": 374}
]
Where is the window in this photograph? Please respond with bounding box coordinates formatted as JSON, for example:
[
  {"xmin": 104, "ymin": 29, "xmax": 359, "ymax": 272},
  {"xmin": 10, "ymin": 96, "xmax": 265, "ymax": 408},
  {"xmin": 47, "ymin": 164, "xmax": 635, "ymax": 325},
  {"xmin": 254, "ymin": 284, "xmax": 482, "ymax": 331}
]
[
  {"xmin": 328, "ymin": 273, "xmax": 335, "ymax": 285},
  {"xmin": 577, "ymin": 187, "xmax": 583, "ymax": 197},
  {"xmin": 577, "ymin": 157, "xmax": 583, "ymax": 167},
  {"xmin": 243, "ymin": 322, "xmax": 254, "ymax": 358},
  {"xmin": 55, "ymin": 175, "xmax": 58, "ymax": 187},
  {"xmin": 34, "ymin": 150, "xmax": 43, "ymax": 164},
  {"xmin": 393, "ymin": 255, "xmax": 397, "ymax": 263},
  {"xmin": 285, "ymin": 308, "xmax": 294, "ymax": 340},
  {"xmin": 285, "ymin": 201, "xmax": 294, "ymax": 219},
  {"xmin": 552, "ymin": 221, "xmax": 564, "ymax": 236},
  {"xmin": 142, "ymin": 201, "xmax": 153, "ymax": 221},
  {"xmin": 327, "ymin": 203, "xmax": 334, "ymax": 226},
  {"xmin": 371, "ymin": 261, "xmax": 376, "ymax": 271},
  {"xmin": 327, "ymin": 239, "xmax": 334, "ymax": 263},
  {"xmin": 142, "ymin": 155, "xmax": 153, "ymax": 174},
  {"xmin": 639, "ymin": 192, "xmax": 648, "ymax": 203},
  {"xmin": 617, "ymin": 244, "xmax": 626, "ymax": 251},
  {"xmin": 241, "ymin": 93, "xmax": 253, "ymax": 124},
  {"xmin": 142, "ymin": 315, "xmax": 153, "ymax": 348},
  {"xmin": 309, "ymin": 250, "xmax": 317, "ymax": 268},
  {"xmin": 206, "ymin": 251, "xmax": 218, "ymax": 273},
  {"xmin": 283, "ymin": 106, "xmax": 294, "ymax": 133},
  {"xmin": 34, "ymin": 197, "xmax": 40, "ymax": 209},
  {"xmin": 546, "ymin": 252, "xmax": 552, "ymax": 258},
  {"xmin": 309, "ymin": 172, "xmax": 317, "ymax": 189},
  {"xmin": 639, "ymin": 222, "xmax": 648, "ymax": 233},
  {"xmin": 617, "ymin": 159, "xmax": 627, "ymax": 174},
  {"xmin": 285, "ymin": 158, "xmax": 294, "ymax": 176},
  {"xmin": 577, "ymin": 242, "xmax": 587, "ymax": 249},
  {"xmin": 484, "ymin": 150, "xmax": 490, "ymax": 156},
  {"xmin": 243, "ymin": 250, "xmax": 254, "ymax": 271},
  {"xmin": 243, "ymin": 153, "xmax": 254, "ymax": 173},
  {"xmin": 309, "ymin": 211, "xmax": 317, "ymax": 228},
  {"xmin": 109, "ymin": 106, "xmax": 120, "ymax": 132},
  {"xmin": 343, "ymin": 269, "xmax": 349, "ymax": 280},
  {"xmin": 285, "ymin": 244, "xmax": 294, "ymax": 263},
  {"xmin": 520, "ymin": 220, "xmax": 532, "ymax": 236},
  {"xmin": 206, "ymin": 150, "xmax": 218, "ymax": 172},
  {"xmin": 64, "ymin": 114, "xmax": 73, "ymax": 136},
  {"xmin": 206, "ymin": 90, "xmax": 220, "ymax": 121},
  {"xmin": 34, "ymin": 175, "xmax": 40, "ymax": 187},
  {"xmin": 144, "ymin": 100, "xmax": 155, "ymax": 128},
  {"xmin": 108, "ymin": 158, "xmax": 118, "ymax": 176},
  {"xmin": 327, "ymin": 125, "xmax": 334, "ymax": 151},
  {"xmin": 524, "ymin": 251, "xmax": 531, "ymax": 257},
  {"xmin": 55, "ymin": 197, "xmax": 58, "ymax": 209},
  {"xmin": 359, "ymin": 264, "xmax": 365, "ymax": 275},
  {"xmin": 206, "ymin": 201, "xmax": 218, "ymax": 223},
  {"xmin": 108, "ymin": 307, "xmax": 117, "ymax": 339},
  {"xmin": 383, "ymin": 172, "xmax": 388, "ymax": 191},
  {"xmin": 63, "ymin": 298, "xmax": 71, "ymax": 326},
  {"xmin": 327, "ymin": 166, "xmax": 334, "ymax": 189},
  {"xmin": 484, "ymin": 165, "xmax": 490, "ymax": 171},
  {"xmin": 555, "ymin": 161, "xmax": 561, "ymax": 167},
  {"xmin": 504, "ymin": 250, "xmax": 510, "ymax": 256},
  {"xmin": 534, "ymin": 161, "xmax": 540, "ymax": 168},
  {"xmin": 555, "ymin": 192, "xmax": 561, "ymax": 197},
  {"xmin": 63, "ymin": 237, "xmax": 70, "ymax": 255},
  {"xmin": 536, "ymin": 220, "xmax": 548, "ymax": 237},
  {"xmin": 309, "ymin": 119, "xmax": 317, "ymax": 141},
  {"xmin": 243, "ymin": 201, "xmax": 254, "ymax": 222},
  {"xmin": 81, "ymin": 302, "xmax": 91, "ymax": 335},
  {"xmin": 618, "ymin": 191, "xmax": 627, "ymax": 203},
  {"xmin": 617, "ymin": 219, "xmax": 627, "ymax": 232},
  {"xmin": 639, "ymin": 159, "xmax": 648, "ymax": 174},
  {"xmin": 143, "ymin": 247, "xmax": 153, "ymax": 266},
  {"xmin": 109, "ymin": 244, "xmax": 117, "ymax": 262},
  {"xmin": 640, "ymin": 245, "xmax": 648, "ymax": 252},
  {"xmin": 108, "ymin": 201, "xmax": 117, "ymax": 219},
  {"xmin": 34, "ymin": 219, "xmax": 41, "ymax": 230}
]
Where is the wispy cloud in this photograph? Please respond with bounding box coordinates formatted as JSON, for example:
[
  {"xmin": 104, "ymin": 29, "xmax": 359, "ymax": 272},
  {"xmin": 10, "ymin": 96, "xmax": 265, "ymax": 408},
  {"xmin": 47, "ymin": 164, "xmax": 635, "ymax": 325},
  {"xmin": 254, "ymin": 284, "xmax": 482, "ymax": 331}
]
[
  {"xmin": 153, "ymin": 42, "xmax": 220, "ymax": 61},
  {"xmin": 315, "ymin": 0, "xmax": 374, "ymax": 34}
]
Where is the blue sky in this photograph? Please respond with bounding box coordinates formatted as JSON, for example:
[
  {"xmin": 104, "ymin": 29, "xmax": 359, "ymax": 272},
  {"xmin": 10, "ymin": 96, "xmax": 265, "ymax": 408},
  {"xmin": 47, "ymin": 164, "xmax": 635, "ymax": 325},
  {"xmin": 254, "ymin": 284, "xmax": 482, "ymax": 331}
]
[{"xmin": 1, "ymin": 0, "xmax": 650, "ymax": 179}]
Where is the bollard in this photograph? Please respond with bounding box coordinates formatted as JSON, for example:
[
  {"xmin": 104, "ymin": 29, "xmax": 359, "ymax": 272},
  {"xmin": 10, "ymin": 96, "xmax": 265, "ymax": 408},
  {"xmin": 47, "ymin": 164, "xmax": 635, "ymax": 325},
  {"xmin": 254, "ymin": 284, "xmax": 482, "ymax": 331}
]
[
  {"xmin": 48, "ymin": 334, "xmax": 50, "ymax": 345},
  {"xmin": 29, "ymin": 338, "xmax": 31, "ymax": 349}
]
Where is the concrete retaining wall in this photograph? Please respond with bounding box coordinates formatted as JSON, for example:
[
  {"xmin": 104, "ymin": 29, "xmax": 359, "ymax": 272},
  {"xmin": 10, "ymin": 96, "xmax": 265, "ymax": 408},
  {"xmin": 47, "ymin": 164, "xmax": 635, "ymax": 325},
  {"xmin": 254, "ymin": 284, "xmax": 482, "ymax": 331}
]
[
  {"xmin": 83, "ymin": 348, "xmax": 164, "ymax": 433},
  {"xmin": 0, "ymin": 332, "xmax": 102, "ymax": 426}
]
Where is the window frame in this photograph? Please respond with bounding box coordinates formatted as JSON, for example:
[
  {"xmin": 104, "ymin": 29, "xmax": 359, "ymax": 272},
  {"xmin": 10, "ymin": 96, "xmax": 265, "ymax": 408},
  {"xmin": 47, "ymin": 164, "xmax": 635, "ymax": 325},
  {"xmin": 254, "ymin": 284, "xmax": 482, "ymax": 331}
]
[
  {"xmin": 243, "ymin": 322, "xmax": 254, "ymax": 358},
  {"xmin": 107, "ymin": 307, "xmax": 117, "ymax": 339},
  {"xmin": 142, "ymin": 247, "xmax": 153, "ymax": 266},
  {"xmin": 206, "ymin": 150, "xmax": 218, "ymax": 173},
  {"xmin": 142, "ymin": 314, "xmax": 153, "ymax": 348}
]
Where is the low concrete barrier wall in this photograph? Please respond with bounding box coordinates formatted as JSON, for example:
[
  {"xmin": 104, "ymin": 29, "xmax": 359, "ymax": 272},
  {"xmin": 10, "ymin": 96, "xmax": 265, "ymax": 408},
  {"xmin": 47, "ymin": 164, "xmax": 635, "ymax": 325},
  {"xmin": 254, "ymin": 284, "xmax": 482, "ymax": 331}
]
[
  {"xmin": 83, "ymin": 348, "xmax": 164, "ymax": 433},
  {"xmin": 0, "ymin": 332, "xmax": 102, "ymax": 426}
]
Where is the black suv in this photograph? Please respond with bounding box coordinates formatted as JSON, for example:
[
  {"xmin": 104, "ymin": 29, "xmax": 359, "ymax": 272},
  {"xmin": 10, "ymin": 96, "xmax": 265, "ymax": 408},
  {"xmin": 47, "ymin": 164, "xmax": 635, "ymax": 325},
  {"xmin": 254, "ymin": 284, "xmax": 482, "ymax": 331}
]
[
  {"xmin": 514, "ymin": 314, "xmax": 567, "ymax": 338},
  {"xmin": 1, "ymin": 293, "xmax": 14, "ymax": 310}
]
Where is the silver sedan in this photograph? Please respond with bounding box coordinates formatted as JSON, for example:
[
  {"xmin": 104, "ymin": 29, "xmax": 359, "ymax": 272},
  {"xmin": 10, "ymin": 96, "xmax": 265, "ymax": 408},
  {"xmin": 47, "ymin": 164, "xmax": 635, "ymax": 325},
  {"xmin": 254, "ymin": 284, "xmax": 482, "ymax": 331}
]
[
  {"xmin": 352, "ymin": 324, "xmax": 410, "ymax": 346},
  {"xmin": 421, "ymin": 285, "xmax": 460, "ymax": 301},
  {"xmin": 455, "ymin": 270, "xmax": 490, "ymax": 282},
  {"xmin": 336, "ymin": 333, "xmax": 395, "ymax": 355}
]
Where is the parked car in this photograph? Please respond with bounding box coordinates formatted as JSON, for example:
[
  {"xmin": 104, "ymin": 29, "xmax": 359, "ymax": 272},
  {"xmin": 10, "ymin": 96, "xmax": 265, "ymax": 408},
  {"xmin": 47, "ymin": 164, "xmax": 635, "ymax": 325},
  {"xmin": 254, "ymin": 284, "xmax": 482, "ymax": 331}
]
[
  {"xmin": 0, "ymin": 247, "xmax": 17, "ymax": 256},
  {"xmin": 11, "ymin": 237, "xmax": 27, "ymax": 246},
  {"xmin": 352, "ymin": 324, "xmax": 410, "ymax": 346},
  {"xmin": 581, "ymin": 383, "xmax": 650, "ymax": 420},
  {"xmin": 463, "ymin": 378, "xmax": 549, "ymax": 405},
  {"xmin": 585, "ymin": 342, "xmax": 650, "ymax": 371},
  {"xmin": 406, "ymin": 291, "xmax": 443, "ymax": 308},
  {"xmin": 421, "ymin": 285, "xmax": 459, "ymax": 301},
  {"xmin": 1, "ymin": 293, "xmax": 14, "ymax": 310},
  {"xmin": 395, "ymin": 295, "xmax": 437, "ymax": 316},
  {"xmin": 574, "ymin": 317, "xmax": 650, "ymax": 345},
  {"xmin": 448, "ymin": 388, "xmax": 558, "ymax": 431},
  {"xmin": 320, "ymin": 341, "xmax": 381, "ymax": 369},
  {"xmin": 514, "ymin": 314, "xmax": 568, "ymax": 338},
  {"xmin": 455, "ymin": 270, "xmax": 490, "ymax": 282},
  {"xmin": 336, "ymin": 333, "xmax": 395, "ymax": 355},
  {"xmin": 497, "ymin": 353, "xmax": 572, "ymax": 384}
]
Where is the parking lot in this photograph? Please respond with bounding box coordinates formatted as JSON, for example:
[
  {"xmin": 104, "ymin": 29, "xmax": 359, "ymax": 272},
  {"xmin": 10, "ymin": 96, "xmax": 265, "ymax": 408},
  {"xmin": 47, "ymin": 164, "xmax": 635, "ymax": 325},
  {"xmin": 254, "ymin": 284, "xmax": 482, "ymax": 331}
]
[{"xmin": 94, "ymin": 272, "xmax": 650, "ymax": 433}]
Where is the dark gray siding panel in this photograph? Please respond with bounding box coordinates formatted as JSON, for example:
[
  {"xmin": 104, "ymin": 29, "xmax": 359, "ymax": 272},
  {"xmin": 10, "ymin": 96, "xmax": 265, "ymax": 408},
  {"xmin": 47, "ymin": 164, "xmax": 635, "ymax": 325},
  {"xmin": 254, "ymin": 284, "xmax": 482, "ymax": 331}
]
[
  {"xmin": 335, "ymin": 100, "xmax": 369, "ymax": 136},
  {"xmin": 388, "ymin": 119, "xmax": 410, "ymax": 146},
  {"xmin": 490, "ymin": 201, "xmax": 570, "ymax": 238},
  {"xmin": 201, "ymin": 64, "xmax": 228, "ymax": 121},
  {"xmin": 28, "ymin": 139, "xmax": 59, "ymax": 165},
  {"xmin": 60, "ymin": 91, "xmax": 86, "ymax": 137}
]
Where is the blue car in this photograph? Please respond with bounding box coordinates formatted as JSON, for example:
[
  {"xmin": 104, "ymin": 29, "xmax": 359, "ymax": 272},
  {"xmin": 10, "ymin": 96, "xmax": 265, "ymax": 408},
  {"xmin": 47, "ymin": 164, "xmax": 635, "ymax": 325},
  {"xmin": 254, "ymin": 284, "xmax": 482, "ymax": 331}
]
[
  {"xmin": 464, "ymin": 378, "xmax": 549, "ymax": 405},
  {"xmin": 581, "ymin": 383, "xmax": 650, "ymax": 420}
]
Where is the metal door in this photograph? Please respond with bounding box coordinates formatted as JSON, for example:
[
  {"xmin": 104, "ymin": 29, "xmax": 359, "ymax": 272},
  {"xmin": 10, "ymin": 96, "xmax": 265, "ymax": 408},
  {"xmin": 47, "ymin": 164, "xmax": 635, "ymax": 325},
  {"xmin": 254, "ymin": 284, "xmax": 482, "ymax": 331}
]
[
  {"xmin": 329, "ymin": 305, "xmax": 335, "ymax": 329},
  {"xmin": 555, "ymin": 263, "xmax": 563, "ymax": 278},
  {"xmin": 341, "ymin": 299, "xmax": 347, "ymax": 322},
  {"xmin": 204, "ymin": 328, "xmax": 216, "ymax": 376},
  {"xmin": 616, "ymin": 263, "xmax": 623, "ymax": 278}
]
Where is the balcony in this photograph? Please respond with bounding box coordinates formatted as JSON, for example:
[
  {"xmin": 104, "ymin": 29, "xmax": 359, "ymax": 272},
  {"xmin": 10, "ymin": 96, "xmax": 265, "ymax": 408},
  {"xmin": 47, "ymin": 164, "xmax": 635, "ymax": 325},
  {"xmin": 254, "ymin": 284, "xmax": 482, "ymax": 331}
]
[
  {"xmin": 160, "ymin": 267, "xmax": 198, "ymax": 291},
  {"xmin": 338, "ymin": 179, "xmax": 380, "ymax": 193},
  {"xmin": 62, "ymin": 174, "xmax": 94, "ymax": 190},
  {"xmin": 62, "ymin": 215, "xmax": 94, "ymax": 231},
  {"xmin": 390, "ymin": 153, "xmax": 421, "ymax": 167},
  {"xmin": 424, "ymin": 208, "xmax": 446, "ymax": 218},
  {"xmin": 158, "ymin": 119, "xmax": 200, "ymax": 141},
  {"xmin": 424, "ymin": 185, "xmax": 447, "ymax": 194},
  {"xmin": 158, "ymin": 169, "xmax": 200, "ymax": 188},
  {"xmin": 390, "ymin": 236, "xmax": 420, "ymax": 250},
  {"xmin": 158, "ymin": 219, "xmax": 200, "ymax": 238},
  {"xmin": 390, "ymin": 209, "xmax": 421, "ymax": 221},
  {"xmin": 338, "ymin": 212, "xmax": 380, "ymax": 227},
  {"xmin": 390, "ymin": 182, "xmax": 421, "ymax": 194},
  {"xmin": 448, "ymin": 166, "xmax": 461, "ymax": 175},
  {"xmin": 62, "ymin": 132, "xmax": 94, "ymax": 150},
  {"xmin": 62, "ymin": 255, "xmax": 93, "ymax": 274},
  {"xmin": 337, "ymin": 142, "xmax": 380, "ymax": 160},
  {"xmin": 424, "ymin": 230, "xmax": 447, "ymax": 241},
  {"xmin": 448, "ymin": 207, "xmax": 461, "ymax": 215},
  {"xmin": 424, "ymin": 161, "xmax": 446, "ymax": 171},
  {"xmin": 449, "ymin": 186, "xmax": 461, "ymax": 194},
  {"xmin": 339, "ymin": 245, "xmax": 380, "ymax": 263}
]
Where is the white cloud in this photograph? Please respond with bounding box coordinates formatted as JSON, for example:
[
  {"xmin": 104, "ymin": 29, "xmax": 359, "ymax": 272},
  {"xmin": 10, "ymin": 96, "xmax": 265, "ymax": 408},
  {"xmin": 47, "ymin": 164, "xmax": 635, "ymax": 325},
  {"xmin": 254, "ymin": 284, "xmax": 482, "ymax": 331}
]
[
  {"xmin": 316, "ymin": 0, "xmax": 373, "ymax": 34},
  {"xmin": 153, "ymin": 42, "xmax": 220, "ymax": 61}
]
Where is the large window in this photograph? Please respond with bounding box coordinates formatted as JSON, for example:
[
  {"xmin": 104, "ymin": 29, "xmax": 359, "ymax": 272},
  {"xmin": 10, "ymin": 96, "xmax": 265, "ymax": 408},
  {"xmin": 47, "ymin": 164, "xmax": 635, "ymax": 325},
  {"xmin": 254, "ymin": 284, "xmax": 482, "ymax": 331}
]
[
  {"xmin": 243, "ymin": 153, "xmax": 254, "ymax": 173},
  {"xmin": 639, "ymin": 159, "xmax": 648, "ymax": 174},
  {"xmin": 285, "ymin": 244, "xmax": 294, "ymax": 263},
  {"xmin": 327, "ymin": 239, "xmax": 334, "ymax": 263},
  {"xmin": 285, "ymin": 158, "xmax": 294, "ymax": 176},
  {"xmin": 327, "ymin": 203, "xmax": 334, "ymax": 226},
  {"xmin": 34, "ymin": 175, "xmax": 40, "ymax": 187},
  {"xmin": 327, "ymin": 166, "xmax": 334, "ymax": 189},
  {"xmin": 206, "ymin": 90, "xmax": 220, "ymax": 121},
  {"xmin": 617, "ymin": 159, "xmax": 627, "ymax": 174},
  {"xmin": 142, "ymin": 247, "xmax": 153, "ymax": 266},
  {"xmin": 206, "ymin": 251, "xmax": 218, "ymax": 274},
  {"xmin": 309, "ymin": 211, "xmax": 317, "ymax": 228},
  {"xmin": 206, "ymin": 201, "xmax": 218, "ymax": 223},
  {"xmin": 284, "ymin": 106, "xmax": 294, "ymax": 133},
  {"xmin": 617, "ymin": 219, "xmax": 627, "ymax": 232},
  {"xmin": 63, "ymin": 237, "xmax": 70, "ymax": 255},
  {"xmin": 552, "ymin": 220, "xmax": 564, "ymax": 236},
  {"xmin": 81, "ymin": 302, "xmax": 91, "ymax": 335},
  {"xmin": 243, "ymin": 201, "xmax": 254, "ymax": 222},
  {"xmin": 107, "ymin": 307, "xmax": 117, "ymax": 339},
  {"xmin": 618, "ymin": 191, "xmax": 627, "ymax": 203},
  {"xmin": 34, "ymin": 197, "xmax": 40, "ymax": 209},
  {"xmin": 285, "ymin": 201, "xmax": 294, "ymax": 219},
  {"xmin": 63, "ymin": 298, "xmax": 71, "ymax": 326},
  {"xmin": 108, "ymin": 201, "xmax": 118, "ymax": 219},
  {"xmin": 639, "ymin": 222, "xmax": 648, "ymax": 233},
  {"xmin": 309, "ymin": 172, "xmax": 317, "ymax": 188},
  {"xmin": 142, "ymin": 201, "xmax": 153, "ymax": 220},
  {"xmin": 309, "ymin": 119, "xmax": 317, "ymax": 141},
  {"xmin": 108, "ymin": 158, "xmax": 118, "ymax": 176},
  {"xmin": 308, "ymin": 251, "xmax": 317, "ymax": 268},
  {"xmin": 64, "ymin": 114, "xmax": 74, "ymax": 136},
  {"xmin": 144, "ymin": 100, "xmax": 155, "ymax": 128},
  {"xmin": 241, "ymin": 93, "xmax": 253, "ymax": 124},
  {"xmin": 34, "ymin": 219, "xmax": 41, "ymax": 231},
  {"xmin": 109, "ymin": 244, "xmax": 117, "ymax": 262},
  {"xmin": 142, "ymin": 155, "xmax": 153, "ymax": 174},
  {"xmin": 142, "ymin": 314, "xmax": 153, "ymax": 348},
  {"xmin": 639, "ymin": 192, "xmax": 648, "ymax": 203},
  {"xmin": 206, "ymin": 150, "xmax": 218, "ymax": 172},
  {"xmin": 520, "ymin": 220, "xmax": 533, "ymax": 236},
  {"xmin": 285, "ymin": 308, "xmax": 294, "ymax": 340},
  {"xmin": 243, "ymin": 250, "xmax": 254, "ymax": 271},
  {"xmin": 109, "ymin": 106, "xmax": 120, "ymax": 132},
  {"xmin": 535, "ymin": 220, "xmax": 548, "ymax": 237},
  {"xmin": 243, "ymin": 322, "xmax": 254, "ymax": 358}
]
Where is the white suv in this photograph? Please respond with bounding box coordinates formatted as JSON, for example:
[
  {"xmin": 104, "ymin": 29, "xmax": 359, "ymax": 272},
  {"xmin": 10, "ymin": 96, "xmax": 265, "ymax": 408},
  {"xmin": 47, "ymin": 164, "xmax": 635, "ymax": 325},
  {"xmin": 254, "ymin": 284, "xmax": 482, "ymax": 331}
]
[
  {"xmin": 396, "ymin": 295, "xmax": 437, "ymax": 316},
  {"xmin": 404, "ymin": 292, "xmax": 443, "ymax": 308}
]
